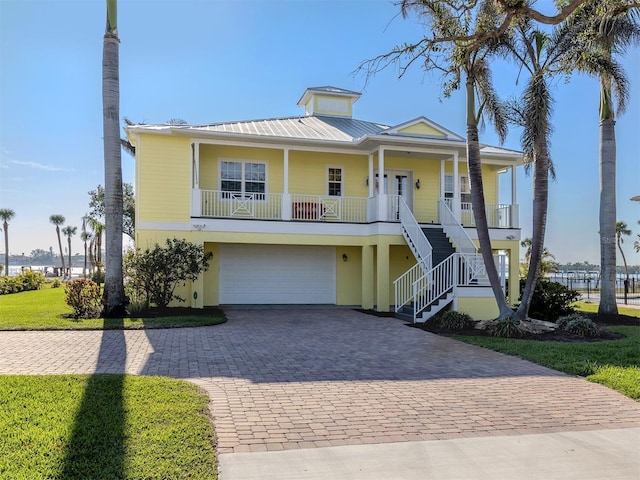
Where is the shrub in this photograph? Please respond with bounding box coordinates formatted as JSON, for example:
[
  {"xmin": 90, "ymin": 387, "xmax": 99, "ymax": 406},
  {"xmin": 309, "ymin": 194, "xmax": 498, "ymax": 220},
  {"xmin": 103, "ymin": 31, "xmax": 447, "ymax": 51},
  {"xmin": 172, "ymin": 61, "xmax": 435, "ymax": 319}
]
[
  {"xmin": 558, "ymin": 315, "xmax": 599, "ymax": 337},
  {"xmin": 519, "ymin": 280, "xmax": 579, "ymax": 322},
  {"xmin": 556, "ymin": 313, "xmax": 586, "ymax": 330},
  {"xmin": 0, "ymin": 271, "xmax": 45, "ymax": 295},
  {"xmin": 65, "ymin": 279, "xmax": 102, "ymax": 319},
  {"xmin": 437, "ymin": 311, "xmax": 473, "ymax": 331},
  {"xmin": 124, "ymin": 238, "xmax": 212, "ymax": 308},
  {"xmin": 489, "ymin": 317, "xmax": 523, "ymax": 338},
  {"xmin": 91, "ymin": 269, "xmax": 105, "ymax": 285},
  {"xmin": 51, "ymin": 278, "xmax": 62, "ymax": 288},
  {"xmin": 19, "ymin": 270, "xmax": 44, "ymax": 291}
]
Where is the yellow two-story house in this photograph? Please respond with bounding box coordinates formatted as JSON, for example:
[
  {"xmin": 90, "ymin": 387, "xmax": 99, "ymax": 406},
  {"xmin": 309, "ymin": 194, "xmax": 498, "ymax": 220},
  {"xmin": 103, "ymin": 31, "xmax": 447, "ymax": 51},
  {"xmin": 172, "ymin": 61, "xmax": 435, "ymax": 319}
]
[{"xmin": 126, "ymin": 86, "xmax": 523, "ymax": 321}]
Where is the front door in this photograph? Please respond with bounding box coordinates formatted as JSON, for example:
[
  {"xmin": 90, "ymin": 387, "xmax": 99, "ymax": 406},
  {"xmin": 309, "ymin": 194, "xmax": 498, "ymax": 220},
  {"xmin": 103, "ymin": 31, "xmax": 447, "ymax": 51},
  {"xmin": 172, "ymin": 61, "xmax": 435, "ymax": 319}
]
[{"xmin": 376, "ymin": 170, "xmax": 412, "ymax": 219}]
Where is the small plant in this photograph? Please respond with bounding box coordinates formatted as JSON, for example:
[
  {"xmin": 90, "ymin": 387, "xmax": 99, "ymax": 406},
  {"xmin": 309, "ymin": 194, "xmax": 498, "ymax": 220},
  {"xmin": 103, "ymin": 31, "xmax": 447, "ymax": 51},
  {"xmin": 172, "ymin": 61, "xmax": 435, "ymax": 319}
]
[
  {"xmin": 126, "ymin": 298, "xmax": 148, "ymax": 316},
  {"xmin": 65, "ymin": 279, "xmax": 102, "ymax": 319},
  {"xmin": 562, "ymin": 316, "xmax": 599, "ymax": 338},
  {"xmin": 437, "ymin": 311, "xmax": 472, "ymax": 331},
  {"xmin": 556, "ymin": 313, "xmax": 586, "ymax": 330},
  {"xmin": 489, "ymin": 317, "xmax": 523, "ymax": 338},
  {"xmin": 51, "ymin": 279, "xmax": 62, "ymax": 289},
  {"xmin": 0, "ymin": 271, "xmax": 45, "ymax": 295}
]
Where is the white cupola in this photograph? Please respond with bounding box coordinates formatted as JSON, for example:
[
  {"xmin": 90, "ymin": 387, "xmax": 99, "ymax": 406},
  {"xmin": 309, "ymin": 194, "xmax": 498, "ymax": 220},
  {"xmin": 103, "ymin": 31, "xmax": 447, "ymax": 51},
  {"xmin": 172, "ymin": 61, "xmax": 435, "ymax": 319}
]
[{"xmin": 297, "ymin": 86, "xmax": 361, "ymax": 118}]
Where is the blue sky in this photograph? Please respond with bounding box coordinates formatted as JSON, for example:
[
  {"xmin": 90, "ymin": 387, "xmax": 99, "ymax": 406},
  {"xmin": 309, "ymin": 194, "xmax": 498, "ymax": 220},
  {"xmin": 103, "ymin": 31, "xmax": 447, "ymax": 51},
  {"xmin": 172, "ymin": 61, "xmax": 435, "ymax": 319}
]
[{"xmin": 0, "ymin": 0, "xmax": 638, "ymax": 265}]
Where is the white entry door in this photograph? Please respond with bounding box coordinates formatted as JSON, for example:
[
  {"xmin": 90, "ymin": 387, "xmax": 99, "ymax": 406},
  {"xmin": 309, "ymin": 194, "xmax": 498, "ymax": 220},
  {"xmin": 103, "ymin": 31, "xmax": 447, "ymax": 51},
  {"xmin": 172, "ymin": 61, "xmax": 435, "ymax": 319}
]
[{"xmin": 219, "ymin": 244, "xmax": 336, "ymax": 304}]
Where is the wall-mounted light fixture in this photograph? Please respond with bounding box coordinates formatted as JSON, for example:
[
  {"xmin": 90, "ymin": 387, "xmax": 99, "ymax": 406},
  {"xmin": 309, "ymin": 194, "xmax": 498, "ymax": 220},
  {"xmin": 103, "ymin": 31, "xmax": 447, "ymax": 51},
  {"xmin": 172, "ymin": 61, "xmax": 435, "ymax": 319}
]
[
  {"xmin": 342, "ymin": 253, "xmax": 348, "ymax": 262},
  {"xmin": 365, "ymin": 177, "xmax": 369, "ymax": 186},
  {"xmin": 415, "ymin": 179, "xmax": 421, "ymax": 190},
  {"xmin": 506, "ymin": 234, "xmax": 516, "ymax": 240}
]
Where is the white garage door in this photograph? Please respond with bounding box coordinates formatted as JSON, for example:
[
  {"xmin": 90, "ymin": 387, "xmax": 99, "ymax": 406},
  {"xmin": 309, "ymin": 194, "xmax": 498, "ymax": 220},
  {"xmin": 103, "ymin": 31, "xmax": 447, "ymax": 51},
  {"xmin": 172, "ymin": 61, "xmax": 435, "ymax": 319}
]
[{"xmin": 219, "ymin": 245, "xmax": 336, "ymax": 304}]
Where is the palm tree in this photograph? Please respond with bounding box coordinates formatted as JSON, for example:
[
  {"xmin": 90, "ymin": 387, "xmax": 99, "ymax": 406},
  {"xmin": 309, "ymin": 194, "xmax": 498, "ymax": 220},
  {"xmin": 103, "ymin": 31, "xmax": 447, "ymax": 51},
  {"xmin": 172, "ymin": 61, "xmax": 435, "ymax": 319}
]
[
  {"xmin": 88, "ymin": 218, "xmax": 104, "ymax": 284},
  {"xmin": 102, "ymin": 0, "xmax": 127, "ymax": 316},
  {"xmin": 568, "ymin": 5, "xmax": 639, "ymax": 315},
  {"xmin": 520, "ymin": 237, "xmax": 558, "ymax": 278},
  {"xmin": 49, "ymin": 214, "xmax": 66, "ymax": 275},
  {"xmin": 616, "ymin": 220, "xmax": 631, "ymax": 285},
  {"xmin": 62, "ymin": 226, "xmax": 78, "ymax": 277},
  {"xmin": 503, "ymin": 20, "xmax": 588, "ymax": 321},
  {"xmin": 0, "ymin": 209, "xmax": 15, "ymax": 276},
  {"xmin": 393, "ymin": 0, "xmax": 514, "ymax": 319}
]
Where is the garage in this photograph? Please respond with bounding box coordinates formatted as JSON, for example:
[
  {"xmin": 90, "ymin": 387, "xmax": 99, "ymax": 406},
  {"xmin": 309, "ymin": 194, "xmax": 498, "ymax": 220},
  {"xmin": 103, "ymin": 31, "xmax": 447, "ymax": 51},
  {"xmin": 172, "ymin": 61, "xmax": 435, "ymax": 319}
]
[{"xmin": 218, "ymin": 244, "xmax": 337, "ymax": 304}]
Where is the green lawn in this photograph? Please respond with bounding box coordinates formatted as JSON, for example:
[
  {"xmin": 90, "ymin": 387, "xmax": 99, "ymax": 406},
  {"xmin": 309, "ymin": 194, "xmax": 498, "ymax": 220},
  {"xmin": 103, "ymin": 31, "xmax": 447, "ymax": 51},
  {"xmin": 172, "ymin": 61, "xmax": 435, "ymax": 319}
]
[
  {"xmin": 0, "ymin": 374, "xmax": 217, "ymax": 479},
  {"xmin": 449, "ymin": 306, "xmax": 640, "ymax": 400},
  {"xmin": 0, "ymin": 285, "xmax": 226, "ymax": 330}
]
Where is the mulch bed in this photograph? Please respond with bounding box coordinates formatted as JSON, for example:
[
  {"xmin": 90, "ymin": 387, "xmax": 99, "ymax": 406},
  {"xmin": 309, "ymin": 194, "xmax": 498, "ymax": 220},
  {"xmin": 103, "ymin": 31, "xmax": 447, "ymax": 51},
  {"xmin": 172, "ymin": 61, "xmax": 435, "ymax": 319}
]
[{"xmin": 414, "ymin": 311, "xmax": 639, "ymax": 343}]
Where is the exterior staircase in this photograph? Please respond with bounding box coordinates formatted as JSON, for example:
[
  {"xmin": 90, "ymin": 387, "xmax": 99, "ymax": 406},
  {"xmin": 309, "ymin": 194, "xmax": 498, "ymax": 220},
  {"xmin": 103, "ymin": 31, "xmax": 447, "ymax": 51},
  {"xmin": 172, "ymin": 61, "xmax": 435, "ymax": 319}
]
[
  {"xmin": 396, "ymin": 227, "xmax": 457, "ymax": 322},
  {"xmin": 394, "ymin": 199, "xmax": 488, "ymax": 324}
]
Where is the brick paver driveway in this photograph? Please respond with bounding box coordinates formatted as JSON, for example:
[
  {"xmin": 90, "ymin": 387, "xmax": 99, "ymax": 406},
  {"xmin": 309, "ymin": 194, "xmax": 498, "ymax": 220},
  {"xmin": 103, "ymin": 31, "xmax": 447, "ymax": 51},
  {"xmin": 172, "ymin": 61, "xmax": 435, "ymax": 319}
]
[{"xmin": 1, "ymin": 308, "xmax": 639, "ymax": 453}]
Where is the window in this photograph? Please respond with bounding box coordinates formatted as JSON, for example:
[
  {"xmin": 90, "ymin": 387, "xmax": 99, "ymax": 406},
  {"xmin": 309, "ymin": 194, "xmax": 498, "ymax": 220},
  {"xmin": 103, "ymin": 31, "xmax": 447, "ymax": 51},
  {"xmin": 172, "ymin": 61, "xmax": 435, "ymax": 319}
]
[
  {"xmin": 220, "ymin": 161, "xmax": 266, "ymax": 198},
  {"xmin": 444, "ymin": 175, "xmax": 454, "ymax": 199},
  {"xmin": 460, "ymin": 175, "xmax": 471, "ymax": 204},
  {"xmin": 328, "ymin": 167, "xmax": 342, "ymax": 196},
  {"xmin": 444, "ymin": 175, "xmax": 471, "ymax": 205}
]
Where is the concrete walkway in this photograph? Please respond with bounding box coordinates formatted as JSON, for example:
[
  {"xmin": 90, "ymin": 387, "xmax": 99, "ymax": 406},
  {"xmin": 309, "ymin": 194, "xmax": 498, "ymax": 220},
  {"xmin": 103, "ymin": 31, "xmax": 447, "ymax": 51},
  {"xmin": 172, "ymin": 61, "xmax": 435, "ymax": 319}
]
[{"xmin": 0, "ymin": 308, "xmax": 639, "ymax": 479}]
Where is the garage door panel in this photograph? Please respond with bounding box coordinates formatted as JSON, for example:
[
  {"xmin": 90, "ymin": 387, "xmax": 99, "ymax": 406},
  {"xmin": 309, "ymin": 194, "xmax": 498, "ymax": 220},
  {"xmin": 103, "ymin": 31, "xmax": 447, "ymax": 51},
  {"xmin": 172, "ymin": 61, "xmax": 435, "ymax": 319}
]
[{"xmin": 219, "ymin": 245, "xmax": 336, "ymax": 304}]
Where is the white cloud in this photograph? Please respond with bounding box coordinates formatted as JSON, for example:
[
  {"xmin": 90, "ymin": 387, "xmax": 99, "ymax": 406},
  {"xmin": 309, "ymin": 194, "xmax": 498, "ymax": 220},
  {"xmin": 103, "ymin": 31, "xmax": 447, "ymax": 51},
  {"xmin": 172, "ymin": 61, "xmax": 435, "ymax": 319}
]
[{"xmin": 10, "ymin": 160, "xmax": 72, "ymax": 172}]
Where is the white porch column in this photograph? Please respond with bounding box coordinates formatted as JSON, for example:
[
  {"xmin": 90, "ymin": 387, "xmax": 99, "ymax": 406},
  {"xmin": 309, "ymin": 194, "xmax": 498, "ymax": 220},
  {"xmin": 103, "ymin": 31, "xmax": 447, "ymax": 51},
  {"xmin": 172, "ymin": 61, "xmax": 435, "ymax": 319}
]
[
  {"xmin": 377, "ymin": 146, "xmax": 387, "ymax": 221},
  {"xmin": 510, "ymin": 165, "xmax": 518, "ymax": 228},
  {"xmin": 368, "ymin": 153, "xmax": 374, "ymax": 198},
  {"xmin": 452, "ymin": 152, "xmax": 461, "ymax": 221},
  {"xmin": 191, "ymin": 142, "xmax": 201, "ymax": 217},
  {"xmin": 282, "ymin": 148, "xmax": 292, "ymax": 220}
]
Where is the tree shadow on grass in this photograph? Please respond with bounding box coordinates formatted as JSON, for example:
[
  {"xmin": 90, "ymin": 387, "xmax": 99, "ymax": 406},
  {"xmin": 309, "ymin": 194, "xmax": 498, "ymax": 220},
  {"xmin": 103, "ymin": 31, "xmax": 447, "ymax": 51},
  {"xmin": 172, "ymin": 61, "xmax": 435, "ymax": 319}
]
[{"xmin": 60, "ymin": 318, "xmax": 127, "ymax": 479}]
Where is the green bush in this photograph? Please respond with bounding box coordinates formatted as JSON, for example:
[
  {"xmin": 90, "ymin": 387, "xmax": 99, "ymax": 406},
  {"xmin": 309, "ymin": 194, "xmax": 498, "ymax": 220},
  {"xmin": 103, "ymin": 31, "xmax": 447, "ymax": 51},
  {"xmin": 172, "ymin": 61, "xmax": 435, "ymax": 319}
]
[
  {"xmin": 558, "ymin": 315, "xmax": 599, "ymax": 337},
  {"xmin": 489, "ymin": 317, "xmax": 523, "ymax": 338},
  {"xmin": 124, "ymin": 238, "xmax": 212, "ymax": 308},
  {"xmin": 437, "ymin": 311, "xmax": 473, "ymax": 331},
  {"xmin": 51, "ymin": 278, "xmax": 62, "ymax": 289},
  {"xmin": 519, "ymin": 280, "xmax": 579, "ymax": 322},
  {"xmin": 0, "ymin": 271, "xmax": 45, "ymax": 295},
  {"xmin": 65, "ymin": 279, "xmax": 102, "ymax": 319}
]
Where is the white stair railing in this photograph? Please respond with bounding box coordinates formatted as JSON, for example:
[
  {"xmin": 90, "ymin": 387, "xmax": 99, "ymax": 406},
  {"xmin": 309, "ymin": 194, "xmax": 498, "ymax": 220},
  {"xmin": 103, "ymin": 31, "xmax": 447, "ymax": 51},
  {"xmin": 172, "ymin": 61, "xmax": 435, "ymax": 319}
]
[
  {"xmin": 394, "ymin": 260, "xmax": 429, "ymax": 311},
  {"xmin": 412, "ymin": 254, "xmax": 456, "ymax": 323},
  {"xmin": 398, "ymin": 197, "xmax": 432, "ymax": 270}
]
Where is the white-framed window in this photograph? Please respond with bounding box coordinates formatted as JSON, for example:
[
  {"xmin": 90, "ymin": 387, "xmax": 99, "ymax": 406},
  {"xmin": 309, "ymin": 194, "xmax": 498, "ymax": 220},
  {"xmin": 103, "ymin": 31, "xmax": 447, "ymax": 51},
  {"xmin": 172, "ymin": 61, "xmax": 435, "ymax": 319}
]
[
  {"xmin": 327, "ymin": 167, "xmax": 343, "ymax": 196},
  {"xmin": 444, "ymin": 174, "xmax": 472, "ymax": 205},
  {"xmin": 220, "ymin": 160, "xmax": 266, "ymax": 199},
  {"xmin": 460, "ymin": 175, "xmax": 471, "ymax": 204},
  {"xmin": 444, "ymin": 175, "xmax": 454, "ymax": 199}
]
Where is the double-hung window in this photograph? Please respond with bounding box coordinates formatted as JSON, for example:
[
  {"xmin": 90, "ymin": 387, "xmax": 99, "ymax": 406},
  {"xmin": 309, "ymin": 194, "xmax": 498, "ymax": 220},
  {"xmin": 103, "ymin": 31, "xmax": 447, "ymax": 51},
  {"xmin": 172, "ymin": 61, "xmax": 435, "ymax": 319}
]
[
  {"xmin": 444, "ymin": 174, "xmax": 472, "ymax": 207},
  {"xmin": 328, "ymin": 167, "xmax": 342, "ymax": 196},
  {"xmin": 220, "ymin": 161, "xmax": 266, "ymax": 199}
]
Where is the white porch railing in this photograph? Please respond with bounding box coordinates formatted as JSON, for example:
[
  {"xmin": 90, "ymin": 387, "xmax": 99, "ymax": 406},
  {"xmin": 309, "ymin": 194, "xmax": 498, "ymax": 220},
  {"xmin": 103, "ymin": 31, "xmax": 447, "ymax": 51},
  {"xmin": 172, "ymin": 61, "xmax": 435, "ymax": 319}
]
[
  {"xmin": 438, "ymin": 200, "xmax": 477, "ymax": 255},
  {"xmin": 290, "ymin": 195, "xmax": 367, "ymax": 223},
  {"xmin": 201, "ymin": 190, "xmax": 282, "ymax": 219},
  {"xmin": 460, "ymin": 202, "xmax": 517, "ymax": 228}
]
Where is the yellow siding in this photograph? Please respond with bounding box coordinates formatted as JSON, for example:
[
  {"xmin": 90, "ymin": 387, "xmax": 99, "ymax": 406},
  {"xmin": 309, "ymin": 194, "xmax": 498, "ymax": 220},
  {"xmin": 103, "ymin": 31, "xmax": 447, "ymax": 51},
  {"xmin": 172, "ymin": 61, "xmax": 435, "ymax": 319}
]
[
  {"xmin": 398, "ymin": 122, "xmax": 445, "ymax": 137},
  {"xmin": 443, "ymin": 163, "xmax": 498, "ymax": 204},
  {"xmin": 138, "ymin": 135, "xmax": 192, "ymax": 223},
  {"xmin": 288, "ymin": 151, "xmax": 368, "ymax": 197},
  {"xmin": 384, "ymin": 155, "xmax": 441, "ymax": 224},
  {"xmin": 456, "ymin": 297, "xmax": 499, "ymax": 320},
  {"xmin": 336, "ymin": 246, "xmax": 362, "ymax": 305},
  {"xmin": 198, "ymin": 145, "xmax": 284, "ymax": 192}
]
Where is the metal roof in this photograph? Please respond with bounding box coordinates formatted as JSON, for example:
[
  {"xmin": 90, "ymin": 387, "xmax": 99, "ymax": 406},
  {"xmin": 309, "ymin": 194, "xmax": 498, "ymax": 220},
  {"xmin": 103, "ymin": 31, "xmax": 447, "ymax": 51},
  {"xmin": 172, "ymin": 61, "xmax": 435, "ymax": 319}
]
[{"xmin": 182, "ymin": 115, "xmax": 388, "ymax": 143}]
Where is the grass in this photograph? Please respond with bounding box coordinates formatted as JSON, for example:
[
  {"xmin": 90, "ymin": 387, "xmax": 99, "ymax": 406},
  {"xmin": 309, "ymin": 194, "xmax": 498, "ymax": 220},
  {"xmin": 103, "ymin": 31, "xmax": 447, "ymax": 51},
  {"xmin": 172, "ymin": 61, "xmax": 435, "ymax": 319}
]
[
  {"xmin": 0, "ymin": 374, "xmax": 217, "ymax": 479},
  {"xmin": 449, "ymin": 305, "xmax": 640, "ymax": 400},
  {"xmin": 572, "ymin": 300, "xmax": 640, "ymax": 317},
  {"xmin": 0, "ymin": 285, "xmax": 226, "ymax": 330}
]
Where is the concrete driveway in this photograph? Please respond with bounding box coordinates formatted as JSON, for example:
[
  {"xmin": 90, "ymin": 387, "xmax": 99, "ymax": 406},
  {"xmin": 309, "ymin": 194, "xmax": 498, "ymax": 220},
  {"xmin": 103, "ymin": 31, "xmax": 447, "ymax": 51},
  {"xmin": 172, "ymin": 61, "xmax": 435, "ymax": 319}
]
[{"xmin": 1, "ymin": 307, "xmax": 639, "ymax": 478}]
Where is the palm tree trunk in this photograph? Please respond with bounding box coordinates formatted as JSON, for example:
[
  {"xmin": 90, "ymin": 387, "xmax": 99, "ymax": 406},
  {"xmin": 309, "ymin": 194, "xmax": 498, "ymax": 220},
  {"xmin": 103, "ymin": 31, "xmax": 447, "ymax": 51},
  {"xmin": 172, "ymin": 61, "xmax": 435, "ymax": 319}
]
[
  {"xmin": 56, "ymin": 226, "xmax": 66, "ymax": 273},
  {"xmin": 102, "ymin": 2, "xmax": 126, "ymax": 316},
  {"xmin": 514, "ymin": 143, "xmax": 550, "ymax": 320},
  {"xmin": 598, "ymin": 116, "xmax": 618, "ymax": 315},
  {"xmin": 465, "ymin": 81, "xmax": 512, "ymax": 319},
  {"xmin": 67, "ymin": 236, "xmax": 72, "ymax": 278},
  {"xmin": 3, "ymin": 221, "xmax": 8, "ymax": 276}
]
